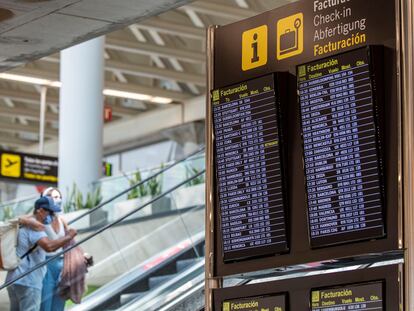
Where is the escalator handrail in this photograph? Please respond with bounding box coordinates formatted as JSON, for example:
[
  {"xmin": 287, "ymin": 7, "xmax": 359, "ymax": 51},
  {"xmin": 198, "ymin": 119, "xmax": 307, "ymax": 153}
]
[
  {"xmin": 67, "ymin": 146, "xmax": 205, "ymax": 225},
  {"xmin": 0, "ymin": 169, "xmax": 206, "ymax": 291}
]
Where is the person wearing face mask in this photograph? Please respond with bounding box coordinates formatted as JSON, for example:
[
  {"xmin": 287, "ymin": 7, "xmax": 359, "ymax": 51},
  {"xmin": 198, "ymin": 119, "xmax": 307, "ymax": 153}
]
[
  {"xmin": 6, "ymin": 197, "xmax": 77, "ymax": 311},
  {"xmin": 39, "ymin": 187, "xmax": 70, "ymax": 311}
]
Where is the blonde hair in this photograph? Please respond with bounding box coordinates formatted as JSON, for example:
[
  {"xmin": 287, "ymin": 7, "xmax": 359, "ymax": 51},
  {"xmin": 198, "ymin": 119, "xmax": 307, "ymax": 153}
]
[{"xmin": 42, "ymin": 187, "xmax": 62, "ymax": 198}]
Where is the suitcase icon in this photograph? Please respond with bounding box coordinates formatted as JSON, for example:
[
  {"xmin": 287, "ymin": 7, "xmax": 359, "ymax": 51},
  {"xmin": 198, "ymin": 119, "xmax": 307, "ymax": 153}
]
[
  {"xmin": 277, "ymin": 15, "xmax": 303, "ymax": 60},
  {"xmin": 280, "ymin": 29, "xmax": 297, "ymax": 55}
]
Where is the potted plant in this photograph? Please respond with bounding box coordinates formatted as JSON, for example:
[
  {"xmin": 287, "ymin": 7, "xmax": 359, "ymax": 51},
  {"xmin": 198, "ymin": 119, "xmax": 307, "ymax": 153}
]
[
  {"xmin": 86, "ymin": 186, "xmax": 107, "ymax": 227},
  {"xmin": 114, "ymin": 165, "xmax": 171, "ymax": 220},
  {"xmin": 113, "ymin": 169, "xmax": 153, "ymax": 221},
  {"xmin": 62, "ymin": 184, "xmax": 105, "ymax": 229},
  {"xmin": 148, "ymin": 165, "xmax": 171, "ymax": 214},
  {"xmin": 2, "ymin": 206, "xmax": 14, "ymax": 222},
  {"xmin": 171, "ymin": 166, "xmax": 205, "ymax": 209}
]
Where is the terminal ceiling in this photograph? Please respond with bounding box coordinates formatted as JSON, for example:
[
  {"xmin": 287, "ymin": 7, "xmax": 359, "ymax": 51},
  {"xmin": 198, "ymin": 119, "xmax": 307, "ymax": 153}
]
[{"xmin": 0, "ymin": 0, "xmax": 294, "ymax": 151}]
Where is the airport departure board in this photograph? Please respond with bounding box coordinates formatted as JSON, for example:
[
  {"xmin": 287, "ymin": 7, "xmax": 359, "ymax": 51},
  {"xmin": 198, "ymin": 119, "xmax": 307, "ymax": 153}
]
[
  {"xmin": 222, "ymin": 294, "xmax": 286, "ymax": 311},
  {"xmin": 297, "ymin": 47, "xmax": 385, "ymax": 248},
  {"xmin": 311, "ymin": 282, "xmax": 383, "ymax": 310},
  {"xmin": 212, "ymin": 74, "xmax": 288, "ymax": 262}
]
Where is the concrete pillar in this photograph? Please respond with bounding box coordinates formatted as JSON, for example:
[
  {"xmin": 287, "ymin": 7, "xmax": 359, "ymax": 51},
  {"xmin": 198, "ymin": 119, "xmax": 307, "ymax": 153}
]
[{"xmin": 58, "ymin": 37, "xmax": 104, "ymax": 198}]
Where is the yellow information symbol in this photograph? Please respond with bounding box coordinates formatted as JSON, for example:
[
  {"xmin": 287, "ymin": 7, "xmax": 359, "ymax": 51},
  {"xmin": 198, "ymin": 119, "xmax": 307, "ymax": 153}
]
[
  {"xmin": 1, "ymin": 153, "xmax": 21, "ymax": 178},
  {"xmin": 298, "ymin": 65, "xmax": 307, "ymax": 78},
  {"xmin": 312, "ymin": 291, "xmax": 320, "ymax": 303},
  {"xmin": 212, "ymin": 89, "xmax": 220, "ymax": 101},
  {"xmin": 277, "ymin": 13, "xmax": 304, "ymax": 60},
  {"xmin": 222, "ymin": 302, "xmax": 230, "ymax": 311},
  {"xmin": 242, "ymin": 25, "xmax": 268, "ymax": 71}
]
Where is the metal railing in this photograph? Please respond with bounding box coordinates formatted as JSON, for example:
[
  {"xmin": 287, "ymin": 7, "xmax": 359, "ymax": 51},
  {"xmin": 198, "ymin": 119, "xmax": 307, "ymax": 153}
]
[{"xmin": 1, "ymin": 149, "xmax": 205, "ymax": 290}]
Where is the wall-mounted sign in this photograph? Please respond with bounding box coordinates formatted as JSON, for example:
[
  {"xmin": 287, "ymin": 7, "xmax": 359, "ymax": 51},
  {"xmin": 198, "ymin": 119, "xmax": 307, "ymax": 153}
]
[
  {"xmin": 210, "ymin": 0, "xmax": 399, "ymax": 277},
  {"xmin": 102, "ymin": 161, "xmax": 112, "ymax": 177},
  {"xmin": 0, "ymin": 151, "xmax": 58, "ymax": 185},
  {"xmin": 104, "ymin": 105, "xmax": 113, "ymax": 122},
  {"xmin": 214, "ymin": 0, "xmax": 395, "ymax": 87}
]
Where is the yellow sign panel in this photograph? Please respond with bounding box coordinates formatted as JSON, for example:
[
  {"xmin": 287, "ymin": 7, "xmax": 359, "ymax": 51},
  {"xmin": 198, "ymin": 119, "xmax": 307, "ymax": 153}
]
[
  {"xmin": 1, "ymin": 153, "xmax": 21, "ymax": 178},
  {"xmin": 242, "ymin": 25, "xmax": 268, "ymax": 71},
  {"xmin": 276, "ymin": 13, "xmax": 304, "ymax": 60},
  {"xmin": 222, "ymin": 302, "xmax": 230, "ymax": 311},
  {"xmin": 312, "ymin": 290, "xmax": 320, "ymax": 303},
  {"xmin": 212, "ymin": 89, "xmax": 220, "ymax": 102}
]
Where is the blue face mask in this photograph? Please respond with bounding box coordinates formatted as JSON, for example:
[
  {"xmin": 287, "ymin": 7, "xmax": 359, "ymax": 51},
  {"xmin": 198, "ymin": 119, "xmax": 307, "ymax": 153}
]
[
  {"xmin": 43, "ymin": 214, "xmax": 53, "ymax": 225},
  {"xmin": 54, "ymin": 198, "xmax": 62, "ymax": 213}
]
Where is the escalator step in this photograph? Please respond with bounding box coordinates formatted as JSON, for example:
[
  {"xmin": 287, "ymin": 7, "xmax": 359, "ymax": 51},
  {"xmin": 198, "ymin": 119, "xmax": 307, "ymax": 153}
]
[
  {"xmin": 148, "ymin": 274, "xmax": 175, "ymax": 289},
  {"xmin": 176, "ymin": 258, "xmax": 199, "ymax": 272},
  {"xmin": 120, "ymin": 292, "xmax": 145, "ymax": 306}
]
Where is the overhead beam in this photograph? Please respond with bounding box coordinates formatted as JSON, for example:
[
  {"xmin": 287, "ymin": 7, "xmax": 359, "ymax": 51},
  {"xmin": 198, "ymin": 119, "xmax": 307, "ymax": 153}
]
[
  {"xmin": 38, "ymin": 57, "xmax": 206, "ymax": 87},
  {"xmin": 105, "ymin": 37, "xmax": 205, "ymax": 64},
  {"xmin": 0, "ymin": 121, "xmax": 57, "ymax": 137},
  {"xmin": 181, "ymin": 1, "xmax": 259, "ymax": 20},
  {"xmin": 0, "ymin": 88, "xmax": 52, "ymax": 106},
  {"xmin": 136, "ymin": 18, "xmax": 205, "ymax": 40},
  {"xmin": 105, "ymin": 81, "xmax": 192, "ymax": 102},
  {"xmin": 0, "ymin": 87, "xmax": 140, "ymax": 118},
  {"xmin": 0, "ymin": 135, "xmax": 33, "ymax": 148},
  {"xmin": 0, "ymin": 105, "xmax": 58, "ymax": 122},
  {"xmin": 105, "ymin": 59, "xmax": 205, "ymax": 86}
]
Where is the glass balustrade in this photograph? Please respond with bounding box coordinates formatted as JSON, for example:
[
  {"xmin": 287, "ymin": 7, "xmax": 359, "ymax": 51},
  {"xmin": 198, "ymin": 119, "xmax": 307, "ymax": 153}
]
[{"xmin": 0, "ymin": 160, "xmax": 206, "ymax": 311}]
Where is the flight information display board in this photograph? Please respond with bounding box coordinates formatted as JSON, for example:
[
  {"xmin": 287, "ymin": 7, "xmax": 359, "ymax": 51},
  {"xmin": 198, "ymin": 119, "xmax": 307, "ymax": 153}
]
[
  {"xmin": 222, "ymin": 294, "xmax": 286, "ymax": 311},
  {"xmin": 212, "ymin": 74, "xmax": 288, "ymax": 262},
  {"xmin": 311, "ymin": 282, "xmax": 384, "ymax": 311},
  {"xmin": 297, "ymin": 47, "xmax": 385, "ymax": 248}
]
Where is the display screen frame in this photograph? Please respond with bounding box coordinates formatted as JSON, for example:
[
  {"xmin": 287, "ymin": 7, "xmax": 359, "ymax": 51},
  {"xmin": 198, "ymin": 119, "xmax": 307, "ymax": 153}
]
[
  {"xmin": 221, "ymin": 292, "xmax": 288, "ymax": 311},
  {"xmin": 210, "ymin": 0, "xmax": 400, "ymax": 278},
  {"xmin": 296, "ymin": 46, "xmax": 387, "ymax": 249},
  {"xmin": 310, "ymin": 280, "xmax": 385, "ymax": 311},
  {"xmin": 213, "ymin": 265, "xmax": 400, "ymax": 311},
  {"xmin": 211, "ymin": 72, "xmax": 291, "ymax": 263}
]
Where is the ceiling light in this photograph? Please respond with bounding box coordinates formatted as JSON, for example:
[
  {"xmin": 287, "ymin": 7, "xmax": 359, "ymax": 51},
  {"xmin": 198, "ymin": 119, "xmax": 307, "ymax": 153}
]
[
  {"xmin": 104, "ymin": 89, "xmax": 172, "ymax": 104},
  {"xmin": 151, "ymin": 96, "xmax": 173, "ymax": 104},
  {"xmin": 103, "ymin": 89, "xmax": 152, "ymax": 101},
  {"xmin": 0, "ymin": 73, "xmax": 173, "ymax": 104},
  {"xmin": 0, "ymin": 73, "xmax": 59, "ymax": 87}
]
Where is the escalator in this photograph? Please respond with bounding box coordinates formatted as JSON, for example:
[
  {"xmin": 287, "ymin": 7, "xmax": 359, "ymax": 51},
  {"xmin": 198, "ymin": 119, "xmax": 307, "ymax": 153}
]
[
  {"xmin": 0, "ymin": 148, "xmax": 206, "ymax": 311},
  {"xmin": 72, "ymin": 234, "xmax": 205, "ymax": 310}
]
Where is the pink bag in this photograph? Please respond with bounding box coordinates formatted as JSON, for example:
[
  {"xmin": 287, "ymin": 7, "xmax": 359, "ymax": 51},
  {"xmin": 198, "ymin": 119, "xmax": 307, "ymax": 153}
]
[{"xmin": 58, "ymin": 238, "xmax": 88, "ymax": 304}]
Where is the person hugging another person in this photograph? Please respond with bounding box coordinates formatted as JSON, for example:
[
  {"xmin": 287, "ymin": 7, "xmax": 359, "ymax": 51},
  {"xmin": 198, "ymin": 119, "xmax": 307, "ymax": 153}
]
[
  {"xmin": 6, "ymin": 196, "xmax": 77, "ymax": 311},
  {"xmin": 39, "ymin": 187, "xmax": 70, "ymax": 311}
]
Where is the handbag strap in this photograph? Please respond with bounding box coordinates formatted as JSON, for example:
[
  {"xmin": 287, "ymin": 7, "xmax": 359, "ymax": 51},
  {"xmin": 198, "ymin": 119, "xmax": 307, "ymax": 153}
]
[{"xmin": 20, "ymin": 244, "xmax": 37, "ymax": 260}]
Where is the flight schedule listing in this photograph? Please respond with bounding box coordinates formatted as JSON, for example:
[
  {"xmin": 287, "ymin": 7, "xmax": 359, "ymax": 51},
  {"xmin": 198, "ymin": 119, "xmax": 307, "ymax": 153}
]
[
  {"xmin": 298, "ymin": 47, "xmax": 385, "ymax": 248},
  {"xmin": 212, "ymin": 74, "xmax": 288, "ymax": 262},
  {"xmin": 311, "ymin": 282, "xmax": 383, "ymax": 310}
]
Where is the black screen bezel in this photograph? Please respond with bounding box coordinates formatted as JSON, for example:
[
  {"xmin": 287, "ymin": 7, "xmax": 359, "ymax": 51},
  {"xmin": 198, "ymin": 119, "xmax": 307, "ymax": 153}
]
[
  {"xmin": 213, "ymin": 265, "xmax": 400, "ymax": 310},
  {"xmin": 211, "ymin": 73, "xmax": 291, "ymax": 263},
  {"xmin": 296, "ymin": 46, "xmax": 387, "ymax": 248},
  {"xmin": 310, "ymin": 280, "xmax": 385, "ymax": 310},
  {"xmin": 221, "ymin": 292, "xmax": 288, "ymax": 311}
]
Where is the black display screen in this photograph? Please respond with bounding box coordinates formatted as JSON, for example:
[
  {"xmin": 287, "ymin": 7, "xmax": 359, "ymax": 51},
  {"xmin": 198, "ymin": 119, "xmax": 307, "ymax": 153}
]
[
  {"xmin": 297, "ymin": 47, "xmax": 385, "ymax": 248},
  {"xmin": 212, "ymin": 74, "xmax": 288, "ymax": 262},
  {"xmin": 223, "ymin": 294, "xmax": 286, "ymax": 311},
  {"xmin": 311, "ymin": 281, "xmax": 384, "ymax": 310}
]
